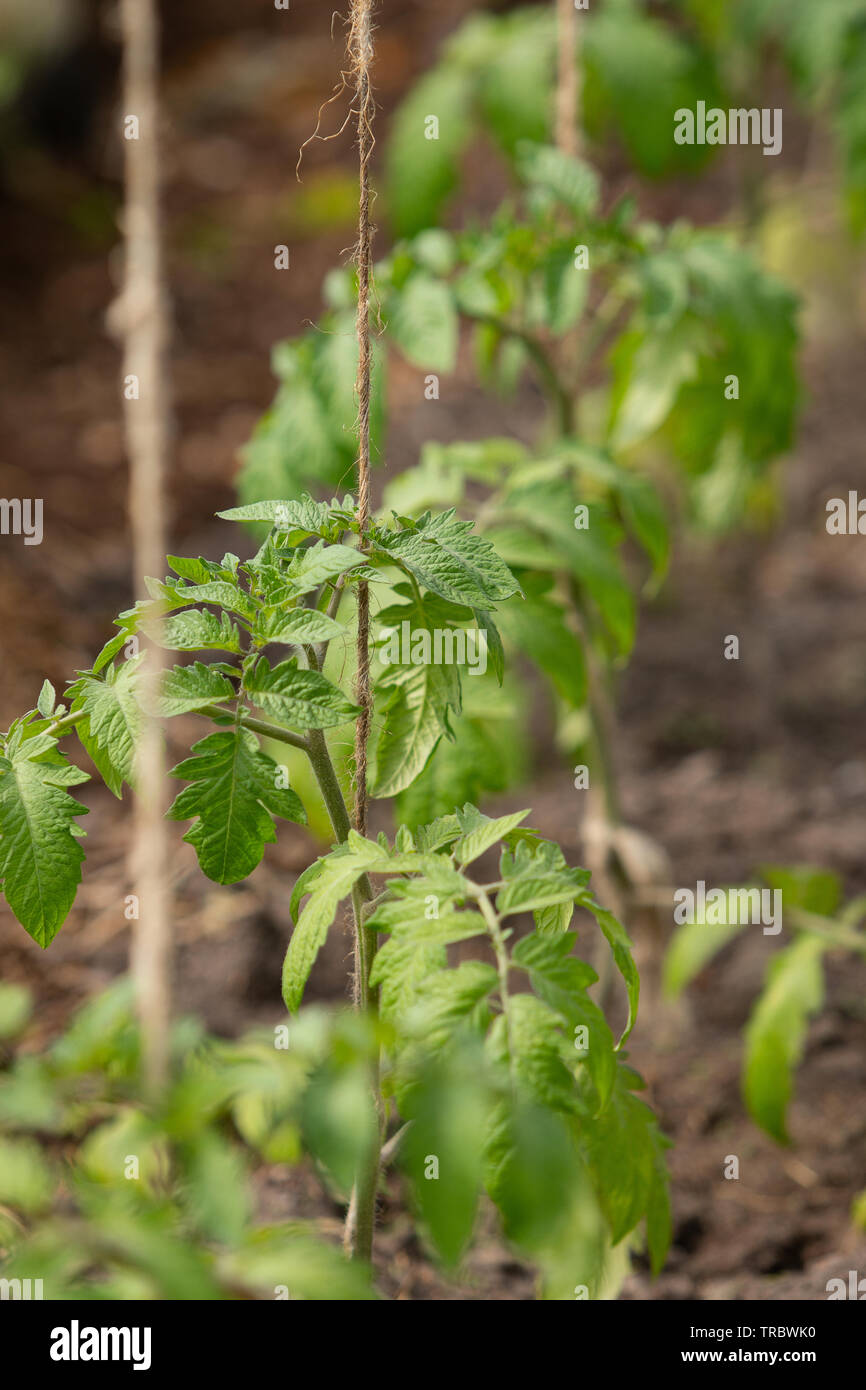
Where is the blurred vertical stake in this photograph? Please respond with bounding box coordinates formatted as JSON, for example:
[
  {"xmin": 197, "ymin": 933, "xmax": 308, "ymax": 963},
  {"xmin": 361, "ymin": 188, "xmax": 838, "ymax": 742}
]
[
  {"xmin": 556, "ymin": 0, "xmax": 581, "ymax": 158},
  {"xmin": 119, "ymin": 0, "xmax": 171, "ymax": 1092}
]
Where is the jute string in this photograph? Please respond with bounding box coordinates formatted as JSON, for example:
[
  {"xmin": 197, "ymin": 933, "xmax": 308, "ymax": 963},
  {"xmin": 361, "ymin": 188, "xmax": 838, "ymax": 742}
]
[{"xmin": 349, "ymin": 0, "xmax": 375, "ymax": 839}]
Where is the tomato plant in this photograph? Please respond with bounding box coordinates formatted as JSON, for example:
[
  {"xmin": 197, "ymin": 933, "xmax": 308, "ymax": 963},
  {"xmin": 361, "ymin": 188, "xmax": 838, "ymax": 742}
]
[
  {"xmin": 0, "ymin": 981, "xmax": 376, "ymax": 1299},
  {"xmin": 238, "ymin": 142, "xmax": 799, "ymax": 929},
  {"xmin": 0, "ymin": 492, "xmax": 670, "ymax": 1296},
  {"xmin": 383, "ymin": 1, "xmax": 723, "ymax": 238},
  {"xmin": 383, "ymin": 0, "xmax": 866, "ymax": 237},
  {"xmin": 672, "ymin": 0, "xmax": 866, "ymax": 234}
]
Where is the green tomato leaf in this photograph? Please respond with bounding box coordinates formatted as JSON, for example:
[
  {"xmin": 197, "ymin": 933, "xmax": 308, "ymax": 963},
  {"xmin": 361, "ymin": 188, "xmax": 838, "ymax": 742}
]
[
  {"xmin": 385, "ymin": 63, "xmax": 474, "ymax": 237},
  {"xmin": 158, "ymin": 662, "xmax": 236, "ymax": 717},
  {"xmin": 0, "ymin": 736, "xmax": 89, "ymax": 947},
  {"xmin": 512, "ymin": 931, "xmax": 615, "ymax": 1112},
  {"xmin": 387, "ymin": 273, "xmax": 459, "ymax": 373},
  {"xmin": 581, "ymin": 1064, "xmax": 665, "ymax": 1245},
  {"xmin": 284, "ymin": 541, "xmax": 366, "ymax": 595},
  {"xmin": 218, "ymin": 495, "xmax": 331, "ymax": 535},
  {"xmin": 609, "ymin": 322, "xmax": 705, "ymax": 452},
  {"xmin": 402, "ymin": 1062, "xmax": 488, "ymax": 1267},
  {"xmin": 374, "ymin": 510, "xmax": 522, "ymax": 609},
  {"xmin": 453, "ymin": 805, "xmax": 531, "ymax": 865},
  {"xmin": 245, "ymin": 657, "xmax": 360, "ymax": 730},
  {"xmin": 497, "ymin": 595, "xmax": 586, "ymax": 708},
  {"xmin": 0, "ymin": 981, "xmax": 33, "ymax": 1039},
  {"xmin": 168, "ymin": 727, "xmax": 306, "ymax": 885},
  {"xmin": 282, "ymin": 844, "xmax": 382, "ymax": 1012},
  {"xmin": 146, "ymin": 608, "xmax": 242, "ymax": 654},
  {"xmin": 36, "ymin": 680, "xmax": 56, "ymax": 719},
  {"xmin": 167, "ymin": 580, "xmax": 256, "ymax": 623},
  {"xmin": 663, "ymin": 906, "xmax": 745, "ymax": 999},
  {"xmin": 370, "ymin": 661, "xmax": 460, "ymax": 798},
  {"xmin": 743, "ymin": 934, "xmax": 827, "ymax": 1144},
  {"xmin": 66, "ymin": 658, "xmax": 145, "ymax": 797},
  {"xmin": 0, "ymin": 1136, "xmax": 53, "ymax": 1213},
  {"xmin": 580, "ymin": 894, "xmax": 640, "ymax": 1046},
  {"xmin": 257, "ymin": 608, "xmax": 346, "ymax": 647},
  {"xmin": 516, "ymin": 143, "xmax": 600, "ymax": 217}
]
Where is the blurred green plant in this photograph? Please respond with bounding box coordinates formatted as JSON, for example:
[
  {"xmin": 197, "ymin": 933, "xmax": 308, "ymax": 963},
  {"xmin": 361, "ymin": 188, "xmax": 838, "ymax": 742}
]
[
  {"xmin": 676, "ymin": 0, "xmax": 866, "ymax": 235},
  {"xmin": 664, "ymin": 867, "xmax": 866, "ymax": 1144},
  {"xmin": 0, "ymin": 980, "xmax": 375, "ymax": 1299},
  {"xmin": 241, "ymin": 144, "xmax": 798, "ymax": 854},
  {"xmin": 383, "ymin": 1, "xmax": 722, "ymax": 238},
  {"xmin": 277, "ymin": 806, "xmax": 670, "ymax": 1293},
  {"xmin": 384, "ymin": 0, "xmax": 866, "ymax": 239},
  {"xmin": 237, "ymin": 298, "xmax": 385, "ymax": 512}
]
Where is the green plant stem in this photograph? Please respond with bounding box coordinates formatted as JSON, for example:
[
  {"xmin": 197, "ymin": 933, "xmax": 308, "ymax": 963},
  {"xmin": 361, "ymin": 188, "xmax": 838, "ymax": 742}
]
[
  {"xmin": 325, "ymin": 578, "xmax": 346, "ymax": 622},
  {"xmin": 45, "ymin": 708, "xmax": 89, "ymax": 738},
  {"xmin": 314, "ymin": 579, "xmax": 346, "ymax": 666},
  {"xmin": 299, "ymin": 638, "xmax": 377, "ymax": 997},
  {"xmin": 567, "ymin": 583, "xmax": 620, "ymax": 825},
  {"xmin": 303, "ymin": 727, "xmax": 349, "ymax": 840},
  {"xmin": 787, "ymin": 910, "xmax": 866, "ymax": 955},
  {"xmin": 306, "ymin": 725, "xmax": 380, "ymax": 1262},
  {"xmin": 46, "ymin": 701, "xmax": 311, "ymax": 753},
  {"xmin": 303, "ymin": 727, "xmax": 375, "ymax": 931},
  {"xmin": 465, "ymin": 310, "xmax": 575, "ymax": 435},
  {"xmin": 581, "ymin": 668, "xmax": 621, "ymax": 826},
  {"xmin": 47, "ymin": 654, "xmax": 385, "ymax": 1258},
  {"xmin": 206, "ymin": 706, "xmax": 310, "ymax": 751},
  {"xmin": 475, "ymin": 885, "xmax": 516, "ymax": 1081},
  {"xmin": 572, "ymin": 286, "xmax": 628, "ymax": 383},
  {"xmin": 477, "ymin": 287, "xmax": 623, "ymax": 829},
  {"xmin": 347, "ymin": 878, "xmax": 381, "ymax": 1265}
]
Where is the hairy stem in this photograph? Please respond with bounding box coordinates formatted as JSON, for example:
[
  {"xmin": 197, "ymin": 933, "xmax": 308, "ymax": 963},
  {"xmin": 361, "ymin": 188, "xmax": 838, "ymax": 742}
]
[
  {"xmin": 475, "ymin": 886, "xmax": 516, "ymax": 1083},
  {"xmin": 566, "ymin": 591, "xmax": 621, "ymax": 828},
  {"xmin": 314, "ymin": 578, "xmax": 346, "ymax": 667},
  {"xmin": 304, "ymin": 727, "xmax": 376, "ymax": 999},
  {"xmin": 305, "ymin": 727, "xmax": 351, "ymax": 841}
]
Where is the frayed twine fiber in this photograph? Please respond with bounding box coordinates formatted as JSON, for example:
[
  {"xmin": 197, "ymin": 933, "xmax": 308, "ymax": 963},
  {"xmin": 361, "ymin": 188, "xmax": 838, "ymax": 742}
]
[{"xmin": 350, "ymin": 0, "xmax": 375, "ymax": 840}]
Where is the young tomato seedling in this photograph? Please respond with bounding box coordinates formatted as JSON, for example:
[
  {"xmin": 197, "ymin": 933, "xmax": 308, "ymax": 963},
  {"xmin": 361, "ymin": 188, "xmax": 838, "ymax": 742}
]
[{"xmin": 1, "ymin": 496, "xmax": 670, "ymax": 1292}]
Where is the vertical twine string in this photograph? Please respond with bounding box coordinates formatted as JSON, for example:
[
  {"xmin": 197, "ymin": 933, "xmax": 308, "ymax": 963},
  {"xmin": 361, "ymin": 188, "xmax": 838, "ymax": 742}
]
[
  {"xmin": 119, "ymin": 0, "xmax": 172, "ymax": 1093},
  {"xmin": 345, "ymin": 4, "xmax": 380, "ymax": 1249},
  {"xmin": 349, "ymin": 0, "xmax": 374, "ymax": 840},
  {"xmin": 555, "ymin": 0, "xmax": 580, "ymax": 158}
]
